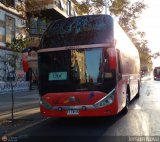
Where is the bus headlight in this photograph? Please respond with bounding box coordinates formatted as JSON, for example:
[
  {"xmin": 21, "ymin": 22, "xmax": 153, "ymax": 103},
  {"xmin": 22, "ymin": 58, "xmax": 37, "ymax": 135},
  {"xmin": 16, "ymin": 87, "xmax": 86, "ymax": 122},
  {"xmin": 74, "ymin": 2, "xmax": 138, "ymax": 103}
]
[
  {"xmin": 40, "ymin": 98, "xmax": 52, "ymax": 110},
  {"xmin": 94, "ymin": 89, "xmax": 115, "ymax": 108}
]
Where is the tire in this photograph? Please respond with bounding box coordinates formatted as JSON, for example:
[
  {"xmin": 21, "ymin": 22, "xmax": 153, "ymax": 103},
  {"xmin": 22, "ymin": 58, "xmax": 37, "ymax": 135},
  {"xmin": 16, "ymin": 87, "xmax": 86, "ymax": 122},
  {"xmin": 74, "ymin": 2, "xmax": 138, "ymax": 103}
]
[
  {"xmin": 136, "ymin": 81, "xmax": 140, "ymax": 98},
  {"xmin": 122, "ymin": 93, "xmax": 129, "ymax": 114}
]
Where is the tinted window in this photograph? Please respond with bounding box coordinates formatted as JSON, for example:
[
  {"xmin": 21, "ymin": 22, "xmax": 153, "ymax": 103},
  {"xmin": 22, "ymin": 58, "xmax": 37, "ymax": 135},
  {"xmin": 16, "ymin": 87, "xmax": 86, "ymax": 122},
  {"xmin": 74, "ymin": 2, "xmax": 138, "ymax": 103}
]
[{"xmin": 40, "ymin": 15, "xmax": 113, "ymax": 48}]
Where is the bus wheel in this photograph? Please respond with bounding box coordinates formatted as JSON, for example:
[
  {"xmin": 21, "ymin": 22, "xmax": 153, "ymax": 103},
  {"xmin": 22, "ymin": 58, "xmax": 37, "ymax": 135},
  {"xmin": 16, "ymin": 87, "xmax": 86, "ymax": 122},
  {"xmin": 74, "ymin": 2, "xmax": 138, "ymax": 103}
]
[
  {"xmin": 136, "ymin": 81, "xmax": 140, "ymax": 98},
  {"xmin": 122, "ymin": 93, "xmax": 129, "ymax": 114}
]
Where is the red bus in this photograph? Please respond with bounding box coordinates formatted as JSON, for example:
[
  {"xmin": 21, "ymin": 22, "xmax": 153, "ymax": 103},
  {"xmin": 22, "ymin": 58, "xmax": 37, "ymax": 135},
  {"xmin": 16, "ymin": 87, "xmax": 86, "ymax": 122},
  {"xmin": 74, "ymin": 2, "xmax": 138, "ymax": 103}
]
[
  {"xmin": 38, "ymin": 15, "xmax": 141, "ymax": 117},
  {"xmin": 153, "ymin": 67, "xmax": 160, "ymax": 80}
]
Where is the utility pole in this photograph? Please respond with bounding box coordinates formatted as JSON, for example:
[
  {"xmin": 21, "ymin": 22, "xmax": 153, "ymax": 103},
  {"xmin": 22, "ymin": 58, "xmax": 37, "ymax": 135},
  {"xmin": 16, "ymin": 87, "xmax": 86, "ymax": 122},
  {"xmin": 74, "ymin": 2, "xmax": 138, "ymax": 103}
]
[
  {"xmin": 87, "ymin": 0, "xmax": 90, "ymax": 15},
  {"xmin": 68, "ymin": 0, "xmax": 71, "ymax": 17},
  {"xmin": 105, "ymin": 0, "xmax": 111, "ymax": 14},
  {"xmin": 105, "ymin": 0, "xmax": 108, "ymax": 14}
]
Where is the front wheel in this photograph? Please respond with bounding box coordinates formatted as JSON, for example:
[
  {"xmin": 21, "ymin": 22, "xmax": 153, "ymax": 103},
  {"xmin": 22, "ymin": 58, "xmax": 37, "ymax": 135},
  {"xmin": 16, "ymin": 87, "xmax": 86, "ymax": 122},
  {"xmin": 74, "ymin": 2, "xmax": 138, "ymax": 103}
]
[
  {"xmin": 122, "ymin": 93, "xmax": 129, "ymax": 114},
  {"xmin": 136, "ymin": 81, "xmax": 140, "ymax": 98}
]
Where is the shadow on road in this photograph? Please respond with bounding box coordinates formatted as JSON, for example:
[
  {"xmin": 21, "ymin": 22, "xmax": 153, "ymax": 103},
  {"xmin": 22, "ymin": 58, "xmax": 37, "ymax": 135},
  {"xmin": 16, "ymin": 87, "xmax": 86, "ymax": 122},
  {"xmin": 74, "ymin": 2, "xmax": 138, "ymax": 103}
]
[{"xmin": 15, "ymin": 113, "xmax": 128, "ymax": 142}]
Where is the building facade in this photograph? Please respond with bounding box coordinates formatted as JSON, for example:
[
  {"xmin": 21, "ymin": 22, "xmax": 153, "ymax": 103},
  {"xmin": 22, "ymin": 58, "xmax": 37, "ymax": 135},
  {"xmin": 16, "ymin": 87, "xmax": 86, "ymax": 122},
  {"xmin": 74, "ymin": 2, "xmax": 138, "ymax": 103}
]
[
  {"xmin": 27, "ymin": 0, "xmax": 77, "ymax": 47},
  {"xmin": 0, "ymin": 0, "xmax": 29, "ymax": 93},
  {"xmin": 0, "ymin": 0, "xmax": 26, "ymax": 48}
]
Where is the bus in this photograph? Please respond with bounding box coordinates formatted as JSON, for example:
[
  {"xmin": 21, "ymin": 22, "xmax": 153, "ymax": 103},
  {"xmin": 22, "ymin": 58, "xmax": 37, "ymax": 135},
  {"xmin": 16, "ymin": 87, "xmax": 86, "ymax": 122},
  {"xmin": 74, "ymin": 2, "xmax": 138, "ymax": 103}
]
[
  {"xmin": 38, "ymin": 14, "xmax": 141, "ymax": 117},
  {"xmin": 153, "ymin": 67, "xmax": 160, "ymax": 80}
]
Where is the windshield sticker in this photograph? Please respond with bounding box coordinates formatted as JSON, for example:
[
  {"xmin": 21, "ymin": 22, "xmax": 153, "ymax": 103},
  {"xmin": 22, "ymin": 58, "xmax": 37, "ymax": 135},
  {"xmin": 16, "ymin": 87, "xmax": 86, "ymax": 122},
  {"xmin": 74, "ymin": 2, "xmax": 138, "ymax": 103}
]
[
  {"xmin": 49, "ymin": 72, "xmax": 67, "ymax": 81},
  {"xmin": 105, "ymin": 73, "xmax": 112, "ymax": 78}
]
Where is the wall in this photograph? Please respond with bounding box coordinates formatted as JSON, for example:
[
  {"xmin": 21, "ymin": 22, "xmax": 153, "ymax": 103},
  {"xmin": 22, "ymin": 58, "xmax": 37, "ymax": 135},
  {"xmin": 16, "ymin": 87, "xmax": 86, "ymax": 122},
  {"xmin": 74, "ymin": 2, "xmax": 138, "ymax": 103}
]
[
  {"xmin": 0, "ymin": 49, "xmax": 29, "ymax": 94},
  {"xmin": 0, "ymin": 2, "xmax": 29, "ymax": 93}
]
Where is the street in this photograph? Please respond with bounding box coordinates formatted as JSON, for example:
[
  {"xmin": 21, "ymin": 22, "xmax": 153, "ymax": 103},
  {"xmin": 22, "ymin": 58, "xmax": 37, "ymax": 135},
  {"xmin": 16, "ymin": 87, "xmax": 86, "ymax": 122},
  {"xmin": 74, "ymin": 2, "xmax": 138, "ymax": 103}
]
[{"xmin": 1, "ymin": 75, "xmax": 160, "ymax": 142}]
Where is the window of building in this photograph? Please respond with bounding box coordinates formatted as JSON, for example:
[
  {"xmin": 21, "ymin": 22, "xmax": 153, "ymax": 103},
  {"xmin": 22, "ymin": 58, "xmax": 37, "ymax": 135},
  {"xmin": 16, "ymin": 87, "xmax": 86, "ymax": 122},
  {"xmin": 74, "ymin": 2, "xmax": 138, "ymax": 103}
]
[
  {"xmin": 37, "ymin": 18, "xmax": 47, "ymax": 34},
  {"xmin": 29, "ymin": 17, "xmax": 47, "ymax": 35},
  {"xmin": 6, "ymin": 15, "xmax": 15, "ymax": 44},
  {"xmin": 29, "ymin": 17, "xmax": 38, "ymax": 35}
]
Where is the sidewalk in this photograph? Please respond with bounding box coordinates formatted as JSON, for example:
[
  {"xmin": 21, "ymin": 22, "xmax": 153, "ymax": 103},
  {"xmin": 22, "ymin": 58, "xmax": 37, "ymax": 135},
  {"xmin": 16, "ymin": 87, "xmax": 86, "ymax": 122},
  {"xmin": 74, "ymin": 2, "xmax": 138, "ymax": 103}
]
[
  {"xmin": 0, "ymin": 89, "xmax": 44, "ymax": 137},
  {"xmin": 0, "ymin": 89, "xmax": 40, "ymax": 117}
]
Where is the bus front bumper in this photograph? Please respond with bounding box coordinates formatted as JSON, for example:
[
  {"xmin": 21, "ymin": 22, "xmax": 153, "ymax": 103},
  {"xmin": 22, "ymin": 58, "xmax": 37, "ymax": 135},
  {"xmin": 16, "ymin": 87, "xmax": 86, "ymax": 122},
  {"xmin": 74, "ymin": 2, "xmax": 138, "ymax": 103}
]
[{"xmin": 40, "ymin": 103, "xmax": 118, "ymax": 117}]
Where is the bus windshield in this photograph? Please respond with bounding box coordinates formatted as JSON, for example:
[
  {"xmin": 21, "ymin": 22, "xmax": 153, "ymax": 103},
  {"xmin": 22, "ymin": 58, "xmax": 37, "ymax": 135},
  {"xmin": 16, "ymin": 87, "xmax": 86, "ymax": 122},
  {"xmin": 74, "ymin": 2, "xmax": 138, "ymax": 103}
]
[
  {"xmin": 40, "ymin": 15, "xmax": 113, "ymax": 48},
  {"xmin": 38, "ymin": 47, "xmax": 116, "ymax": 95}
]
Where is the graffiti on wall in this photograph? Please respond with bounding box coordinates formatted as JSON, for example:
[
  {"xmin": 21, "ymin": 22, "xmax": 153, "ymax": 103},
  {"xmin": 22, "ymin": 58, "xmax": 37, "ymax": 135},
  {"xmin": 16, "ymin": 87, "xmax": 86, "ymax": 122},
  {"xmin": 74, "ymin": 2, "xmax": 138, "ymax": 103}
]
[
  {"xmin": 0, "ymin": 81, "xmax": 29, "ymax": 94},
  {"xmin": 0, "ymin": 49, "xmax": 29, "ymax": 93},
  {"xmin": 0, "ymin": 49, "xmax": 26, "ymax": 81}
]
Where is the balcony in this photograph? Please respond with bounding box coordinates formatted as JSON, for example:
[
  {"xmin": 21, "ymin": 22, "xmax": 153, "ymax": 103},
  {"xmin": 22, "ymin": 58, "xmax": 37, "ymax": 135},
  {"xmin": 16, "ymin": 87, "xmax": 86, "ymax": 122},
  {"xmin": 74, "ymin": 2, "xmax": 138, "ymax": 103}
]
[
  {"xmin": 27, "ymin": 0, "xmax": 77, "ymax": 37},
  {"xmin": 26, "ymin": 0, "xmax": 77, "ymax": 18}
]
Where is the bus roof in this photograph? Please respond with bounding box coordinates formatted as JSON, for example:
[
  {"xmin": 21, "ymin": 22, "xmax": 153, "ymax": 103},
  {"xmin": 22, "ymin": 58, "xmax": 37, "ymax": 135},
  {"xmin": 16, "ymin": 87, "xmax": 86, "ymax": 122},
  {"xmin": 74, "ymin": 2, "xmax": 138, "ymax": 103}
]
[{"xmin": 154, "ymin": 67, "xmax": 160, "ymax": 69}]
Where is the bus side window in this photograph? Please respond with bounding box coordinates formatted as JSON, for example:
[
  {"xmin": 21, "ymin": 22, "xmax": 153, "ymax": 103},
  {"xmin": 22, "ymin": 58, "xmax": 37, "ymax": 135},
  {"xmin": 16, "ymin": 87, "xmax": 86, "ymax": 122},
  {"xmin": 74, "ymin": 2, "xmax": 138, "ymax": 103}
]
[{"xmin": 116, "ymin": 49, "xmax": 122, "ymax": 80}]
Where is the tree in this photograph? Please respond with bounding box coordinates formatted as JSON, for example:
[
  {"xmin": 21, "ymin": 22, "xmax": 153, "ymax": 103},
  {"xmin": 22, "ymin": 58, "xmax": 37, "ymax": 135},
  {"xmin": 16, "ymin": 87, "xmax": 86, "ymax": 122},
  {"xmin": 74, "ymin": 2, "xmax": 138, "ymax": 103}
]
[
  {"xmin": 16, "ymin": 0, "xmax": 46, "ymax": 18},
  {"xmin": 0, "ymin": 26, "xmax": 35, "ymax": 123},
  {"xmin": 0, "ymin": 36, "xmax": 28, "ymax": 124},
  {"xmin": 72, "ymin": 0, "xmax": 106, "ymax": 15},
  {"xmin": 152, "ymin": 52, "xmax": 160, "ymax": 59},
  {"xmin": 109, "ymin": 0, "xmax": 153, "ymax": 70},
  {"xmin": 0, "ymin": 54, "xmax": 18, "ymax": 123},
  {"xmin": 109, "ymin": 0, "xmax": 129, "ymax": 16}
]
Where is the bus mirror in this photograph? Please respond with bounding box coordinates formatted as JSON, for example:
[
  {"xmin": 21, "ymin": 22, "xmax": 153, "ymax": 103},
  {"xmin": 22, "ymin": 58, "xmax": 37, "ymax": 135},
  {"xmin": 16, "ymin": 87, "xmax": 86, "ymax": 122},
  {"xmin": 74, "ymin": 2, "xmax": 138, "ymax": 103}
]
[{"xmin": 107, "ymin": 48, "xmax": 117, "ymax": 70}]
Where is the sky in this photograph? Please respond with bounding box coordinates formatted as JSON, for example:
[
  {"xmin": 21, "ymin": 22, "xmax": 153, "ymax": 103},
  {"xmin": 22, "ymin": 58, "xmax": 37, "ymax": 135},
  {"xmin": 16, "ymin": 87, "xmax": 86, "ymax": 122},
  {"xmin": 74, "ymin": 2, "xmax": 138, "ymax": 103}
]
[{"xmin": 137, "ymin": 0, "xmax": 160, "ymax": 67}]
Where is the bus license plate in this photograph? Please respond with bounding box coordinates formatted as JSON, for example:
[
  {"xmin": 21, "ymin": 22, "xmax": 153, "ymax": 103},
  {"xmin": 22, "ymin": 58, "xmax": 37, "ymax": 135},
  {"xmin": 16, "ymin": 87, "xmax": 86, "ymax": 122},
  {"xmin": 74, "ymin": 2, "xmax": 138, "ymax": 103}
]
[{"xmin": 67, "ymin": 110, "xmax": 79, "ymax": 115}]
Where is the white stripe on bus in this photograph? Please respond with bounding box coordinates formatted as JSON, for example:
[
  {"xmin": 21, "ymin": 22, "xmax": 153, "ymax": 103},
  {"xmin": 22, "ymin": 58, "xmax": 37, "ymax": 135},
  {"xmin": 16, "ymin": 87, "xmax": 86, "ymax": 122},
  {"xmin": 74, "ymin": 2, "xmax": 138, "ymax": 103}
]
[{"xmin": 38, "ymin": 43, "xmax": 112, "ymax": 53}]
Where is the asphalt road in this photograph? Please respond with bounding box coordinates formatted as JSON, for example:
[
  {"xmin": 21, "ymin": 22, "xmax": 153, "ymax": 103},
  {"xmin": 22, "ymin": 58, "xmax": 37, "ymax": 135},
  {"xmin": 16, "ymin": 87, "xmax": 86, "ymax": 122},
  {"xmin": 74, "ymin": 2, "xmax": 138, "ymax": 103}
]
[{"xmin": 1, "ymin": 76, "xmax": 160, "ymax": 142}]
